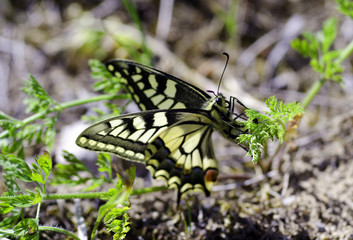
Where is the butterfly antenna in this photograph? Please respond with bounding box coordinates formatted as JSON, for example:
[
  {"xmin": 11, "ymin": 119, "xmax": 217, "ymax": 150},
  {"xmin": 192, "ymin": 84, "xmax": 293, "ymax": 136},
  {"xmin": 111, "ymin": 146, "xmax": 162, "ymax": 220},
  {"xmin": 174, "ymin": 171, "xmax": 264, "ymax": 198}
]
[{"xmin": 217, "ymin": 52, "xmax": 230, "ymax": 94}]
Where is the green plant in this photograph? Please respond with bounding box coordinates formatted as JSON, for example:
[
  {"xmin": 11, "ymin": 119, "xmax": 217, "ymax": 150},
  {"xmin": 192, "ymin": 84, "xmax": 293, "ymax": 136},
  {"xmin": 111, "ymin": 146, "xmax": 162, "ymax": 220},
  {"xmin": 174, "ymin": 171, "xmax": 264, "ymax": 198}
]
[
  {"xmin": 336, "ymin": 0, "xmax": 353, "ymax": 19},
  {"xmin": 235, "ymin": 1, "xmax": 353, "ymax": 171},
  {"xmin": 0, "ymin": 61, "xmax": 132, "ymax": 239},
  {"xmin": 0, "ymin": 151, "xmax": 133, "ymax": 239},
  {"xmin": 216, "ymin": 0, "xmax": 239, "ymax": 44},
  {"xmin": 238, "ymin": 97, "xmax": 304, "ymax": 164},
  {"xmin": 0, "ymin": 61, "xmax": 126, "ymax": 158},
  {"xmin": 118, "ymin": 0, "xmax": 153, "ymax": 64},
  {"xmin": 0, "ymin": 58, "xmax": 174, "ymax": 238},
  {"xmin": 291, "ymin": 7, "xmax": 353, "ymax": 109}
]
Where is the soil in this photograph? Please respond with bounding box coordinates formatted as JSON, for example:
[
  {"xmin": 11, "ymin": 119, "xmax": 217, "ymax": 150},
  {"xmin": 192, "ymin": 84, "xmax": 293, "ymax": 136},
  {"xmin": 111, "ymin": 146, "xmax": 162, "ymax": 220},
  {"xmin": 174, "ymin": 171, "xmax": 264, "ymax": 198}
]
[{"xmin": 1, "ymin": 0, "xmax": 353, "ymax": 239}]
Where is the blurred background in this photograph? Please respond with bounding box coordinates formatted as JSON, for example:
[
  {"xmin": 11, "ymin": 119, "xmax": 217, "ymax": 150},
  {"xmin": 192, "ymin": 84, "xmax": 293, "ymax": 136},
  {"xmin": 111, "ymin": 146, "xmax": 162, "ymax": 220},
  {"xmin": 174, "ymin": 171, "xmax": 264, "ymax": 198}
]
[
  {"xmin": 1, "ymin": 0, "xmax": 353, "ymax": 239},
  {"xmin": 3, "ymin": 0, "xmax": 352, "ymax": 116}
]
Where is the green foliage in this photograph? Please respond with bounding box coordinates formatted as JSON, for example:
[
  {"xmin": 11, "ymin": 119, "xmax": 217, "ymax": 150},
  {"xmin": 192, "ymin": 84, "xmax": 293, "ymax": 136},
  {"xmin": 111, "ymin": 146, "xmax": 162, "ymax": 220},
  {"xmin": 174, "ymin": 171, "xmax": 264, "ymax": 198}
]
[
  {"xmin": 0, "ymin": 75, "xmax": 60, "ymax": 156},
  {"xmin": 1, "ymin": 151, "xmax": 135, "ymax": 239},
  {"xmin": 97, "ymin": 153, "xmax": 113, "ymax": 180},
  {"xmin": 50, "ymin": 153, "xmax": 134, "ymax": 239},
  {"xmin": 51, "ymin": 151, "xmax": 93, "ymax": 186},
  {"xmin": 0, "ymin": 155, "xmax": 32, "ymax": 192},
  {"xmin": 13, "ymin": 218, "xmax": 38, "ymax": 239},
  {"xmin": 336, "ymin": 0, "xmax": 353, "ymax": 18},
  {"xmin": 239, "ymin": 96, "xmax": 304, "ymax": 163},
  {"xmin": 0, "ymin": 207, "xmax": 21, "ymax": 235},
  {"xmin": 1, "ymin": 151, "xmax": 51, "ymax": 199},
  {"xmin": 216, "ymin": 0, "xmax": 239, "ymax": 43},
  {"xmin": 22, "ymin": 75, "xmax": 58, "ymax": 113},
  {"xmin": 22, "ymin": 76, "xmax": 59, "ymax": 151},
  {"xmin": 291, "ymin": 18, "xmax": 343, "ymax": 83},
  {"xmin": 105, "ymin": 208, "xmax": 131, "ymax": 240},
  {"xmin": 91, "ymin": 167, "xmax": 134, "ymax": 239},
  {"xmin": 0, "ymin": 59, "xmax": 135, "ymax": 238},
  {"xmin": 290, "ymin": 3, "xmax": 353, "ymax": 109},
  {"xmin": 90, "ymin": 59, "xmax": 124, "ymax": 95},
  {"xmin": 83, "ymin": 59, "xmax": 131, "ymax": 123},
  {"xmin": 51, "ymin": 151, "xmax": 112, "ymax": 191},
  {"xmin": 0, "ymin": 152, "xmax": 49, "ymax": 238},
  {"xmin": 120, "ymin": 0, "xmax": 152, "ymax": 63},
  {"xmin": 31, "ymin": 151, "xmax": 52, "ymax": 187},
  {"xmin": 0, "ymin": 202, "xmax": 14, "ymax": 214},
  {"xmin": 0, "ymin": 61, "xmax": 124, "ymax": 157}
]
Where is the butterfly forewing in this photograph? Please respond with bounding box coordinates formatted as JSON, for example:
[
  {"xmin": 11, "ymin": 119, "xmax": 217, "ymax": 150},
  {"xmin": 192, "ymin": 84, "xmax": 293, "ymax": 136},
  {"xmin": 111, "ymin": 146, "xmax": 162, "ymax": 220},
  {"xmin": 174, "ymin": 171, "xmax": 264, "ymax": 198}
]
[
  {"xmin": 77, "ymin": 110, "xmax": 178, "ymax": 162},
  {"xmin": 105, "ymin": 60, "xmax": 210, "ymax": 111}
]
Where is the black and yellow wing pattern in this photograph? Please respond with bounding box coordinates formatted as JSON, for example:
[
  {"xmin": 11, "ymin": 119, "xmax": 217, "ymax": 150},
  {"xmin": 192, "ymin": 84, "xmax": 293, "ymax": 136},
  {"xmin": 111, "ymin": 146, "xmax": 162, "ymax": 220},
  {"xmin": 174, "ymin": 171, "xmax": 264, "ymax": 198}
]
[{"xmin": 76, "ymin": 60, "xmax": 247, "ymax": 202}]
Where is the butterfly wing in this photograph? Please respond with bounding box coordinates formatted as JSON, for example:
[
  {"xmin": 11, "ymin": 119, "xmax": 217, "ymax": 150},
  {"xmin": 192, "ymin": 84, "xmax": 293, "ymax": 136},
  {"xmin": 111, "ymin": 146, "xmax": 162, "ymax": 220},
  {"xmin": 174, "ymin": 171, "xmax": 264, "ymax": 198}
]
[
  {"xmin": 105, "ymin": 60, "xmax": 210, "ymax": 111},
  {"xmin": 145, "ymin": 114, "xmax": 218, "ymax": 202},
  {"xmin": 76, "ymin": 109, "xmax": 172, "ymax": 163},
  {"xmin": 76, "ymin": 109, "xmax": 218, "ymax": 201}
]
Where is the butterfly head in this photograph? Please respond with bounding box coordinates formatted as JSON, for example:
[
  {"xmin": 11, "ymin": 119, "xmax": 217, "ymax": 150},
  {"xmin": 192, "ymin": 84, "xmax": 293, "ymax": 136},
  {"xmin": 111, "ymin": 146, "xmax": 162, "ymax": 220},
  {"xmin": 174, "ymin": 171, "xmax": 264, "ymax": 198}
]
[{"xmin": 203, "ymin": 94, "xmax": 231, "ymax": 119}]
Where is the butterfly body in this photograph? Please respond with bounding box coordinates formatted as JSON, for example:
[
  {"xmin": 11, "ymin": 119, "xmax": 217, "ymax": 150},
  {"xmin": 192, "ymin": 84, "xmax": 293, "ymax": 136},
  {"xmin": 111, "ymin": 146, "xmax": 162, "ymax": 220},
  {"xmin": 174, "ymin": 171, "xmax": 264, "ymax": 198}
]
[{"xmin": 76, "ymin": 60, "xmax": 247, "ymax": 202}]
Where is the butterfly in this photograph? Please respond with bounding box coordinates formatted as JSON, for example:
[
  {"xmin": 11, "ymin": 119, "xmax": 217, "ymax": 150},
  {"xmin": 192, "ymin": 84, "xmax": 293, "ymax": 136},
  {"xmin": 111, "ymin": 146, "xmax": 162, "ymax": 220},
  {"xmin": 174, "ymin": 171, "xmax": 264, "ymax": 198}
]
[{"xmin": 76, "ymin": 57, "xmax": 248, "ymax": 202}]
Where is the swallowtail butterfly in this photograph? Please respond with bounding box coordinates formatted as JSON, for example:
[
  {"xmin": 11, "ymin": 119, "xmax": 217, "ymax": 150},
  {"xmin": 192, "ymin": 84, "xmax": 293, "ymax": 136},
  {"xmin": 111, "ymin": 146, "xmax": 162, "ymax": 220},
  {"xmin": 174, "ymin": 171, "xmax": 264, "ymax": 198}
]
[{"xmin": 76, "ymin": 57, "xmax": 248, "ymax": 202}]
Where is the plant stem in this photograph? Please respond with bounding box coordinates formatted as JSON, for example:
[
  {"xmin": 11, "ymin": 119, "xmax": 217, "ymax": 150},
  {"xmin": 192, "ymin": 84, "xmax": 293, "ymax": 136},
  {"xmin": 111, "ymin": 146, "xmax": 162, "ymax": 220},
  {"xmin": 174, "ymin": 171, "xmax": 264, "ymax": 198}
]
[
  {"xmin": 43, "ymin": 191, "xmax": 111, "ymax": 200},
  {"xmin": 35, "ymin": 202, "xmax": 41, "ymax": 221},
  {"xmin": 0, "ymin": 94, "xmax": 118, "ymax": 139},
  {"xmin": 0, "ymin": 186, "xmax": 168, "ymax": 202},
  {"xmin": 336, "ymin": 39, "xmax": 353, "ymax": 65},
  {"xmin": 300, "ymin": 39, "xmax": 353, "ymax": 110},
  {"xmin": 131, "ymin": 185, "xmax": 168, "ymax": 195},
  {"xmin": 38, "ymin": 226, "xmax": 80, "ymax": 240},
  {"xmin": 301, "ymin": 78, "xmax": 325, "ymax": 109},
  {"xmin": 26, "ymin": 94, "xmax": 118, "ymax": 124},
  {"xmin": 0, "ymin": 111, "xmax": 18, "ymax": 121},
  {"xmin": 91, "ymin": 187, "xmax": 128, "ymax": 239}
]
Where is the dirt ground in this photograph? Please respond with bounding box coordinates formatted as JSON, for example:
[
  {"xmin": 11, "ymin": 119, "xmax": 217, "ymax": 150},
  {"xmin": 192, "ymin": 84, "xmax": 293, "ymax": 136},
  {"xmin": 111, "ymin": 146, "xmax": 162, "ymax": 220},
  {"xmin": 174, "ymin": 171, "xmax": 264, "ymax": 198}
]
[{"xmin": 1, "ymin": 0, "xmax": 353, "ymax": 239}]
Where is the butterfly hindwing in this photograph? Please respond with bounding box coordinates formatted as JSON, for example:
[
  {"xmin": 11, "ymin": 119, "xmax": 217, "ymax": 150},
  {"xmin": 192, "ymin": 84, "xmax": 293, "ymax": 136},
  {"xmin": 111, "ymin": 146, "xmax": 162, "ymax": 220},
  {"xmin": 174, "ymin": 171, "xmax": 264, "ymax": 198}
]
[
  {"xmin": 76, "ymin": 109, "xmax": 219, "ymax": 201},
  {"xmin": 144, "ymin": 110, "xmax": 218, "ymax": 201},
  {"xmin": 105, "ymin": 60, "xmax": 210, "ymax": 111}
]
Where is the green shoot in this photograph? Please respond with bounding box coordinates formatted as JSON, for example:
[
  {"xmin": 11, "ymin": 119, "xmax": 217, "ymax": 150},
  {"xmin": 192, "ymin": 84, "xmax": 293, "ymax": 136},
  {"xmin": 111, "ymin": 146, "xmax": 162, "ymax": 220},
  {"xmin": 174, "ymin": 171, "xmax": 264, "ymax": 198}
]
[
  {"xmin": 0, "ymin": 60, "xmax": 130, "ymax": 158},
  {"xmin": 51, "ymin": 151, "xmax": 97, "ymax": 186},
  {"xmin": 120, "ymin": 0, "xmax": 152, "ymax": 64},
  {"xmin": 216, "ymin": 0, "xmax": 239, "ymax": 44},
  {"xmin": 238, "ymin": 96, "xmax": 304, "ymax": 164},
  {"xmin": 291, "ymin": 18, "xmax": 342, "ymax": 83},
  {"xmin": 83, "ymin": 59, "xmax": 131, "ymax": 123},
  {"xmin": 91, "ymin": 167, "xmax": 135, "ymax": 239},
  {"xmin": 291, "ymin": 16, "xmax": 353, "ymax": 109},
  {"xmin": 13, "ymin": 218, "xmax": 39, "ymax": 239},
  {"xmin": 22, "ymin": 75, "xmax": 58, "ymax": 114},
  {"xmin": 90, "ymin": 59, "xmax": 125, "ymax": 95},
  {"xmin": 0, "ymin": 75, "xmax": 59, "ymax": 157},
  {"xmin": 0, "ymin": 151, "xmax": 134, "ymax": 239},
  {"xmin": 104, "ymin": 208, "xmax": 131, "ymax": 240},
  {"xmin": 0, "ymin": 60, "xmax": 134, "ymax": 238},
  {"xmin": 336, "ymin": 0, "xmax": 353, "ymax": 19}
]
